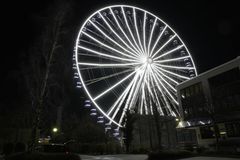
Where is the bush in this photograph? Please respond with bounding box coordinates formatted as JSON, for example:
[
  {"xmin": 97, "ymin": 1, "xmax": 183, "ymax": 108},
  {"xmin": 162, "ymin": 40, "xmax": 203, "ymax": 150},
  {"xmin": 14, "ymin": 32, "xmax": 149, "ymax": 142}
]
[
  {"xmin": 148, "ymin": 150, "xmax": 195, "ymax": 160},
  {"xmin": 196, "ymin": 146, "xmax": 206, "ymax": 153},
  {"xmin": 14, "ymin": 142, "xmax": 26, "ymax": 153},
  {"xmin": 131, "ymin": 147, "xmax": 149, "ymax": 154},
  {"xmin": 2, "ymin": 143, "xmax": 14, "ymax": 155}
]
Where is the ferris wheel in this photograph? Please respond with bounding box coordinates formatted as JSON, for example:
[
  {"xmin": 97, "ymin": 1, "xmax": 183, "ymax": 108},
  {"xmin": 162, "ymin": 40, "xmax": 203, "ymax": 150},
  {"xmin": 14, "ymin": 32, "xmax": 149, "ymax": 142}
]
[{"xmin": 75, "ymin": 5, "xmax": 197, "ymax": 128}]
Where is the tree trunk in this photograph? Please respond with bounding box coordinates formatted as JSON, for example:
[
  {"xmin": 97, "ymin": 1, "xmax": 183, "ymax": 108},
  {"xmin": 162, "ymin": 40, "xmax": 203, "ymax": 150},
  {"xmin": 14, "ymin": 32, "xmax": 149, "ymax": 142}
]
[
  {"xmin": 147, "ymin": 116, "xmax": 153, "ymax": 150},
  {"xmin": 153, "ymin": 104, "xmax": 162, "ymax": 150}
]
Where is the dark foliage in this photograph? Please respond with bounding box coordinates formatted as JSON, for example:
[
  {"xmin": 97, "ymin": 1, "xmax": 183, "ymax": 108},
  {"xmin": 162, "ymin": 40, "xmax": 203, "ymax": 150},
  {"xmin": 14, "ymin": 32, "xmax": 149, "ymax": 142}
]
[
  {"xmin": 121, "ymin": 110, "xmax": 137, "ymax": 153},
  {"xmin": 148, "ymin": 150, "xmax": 195, "ymax": 160},
  {"xmin": 2, "ymin": 143, "xmax": 14, "ymax": 155}
]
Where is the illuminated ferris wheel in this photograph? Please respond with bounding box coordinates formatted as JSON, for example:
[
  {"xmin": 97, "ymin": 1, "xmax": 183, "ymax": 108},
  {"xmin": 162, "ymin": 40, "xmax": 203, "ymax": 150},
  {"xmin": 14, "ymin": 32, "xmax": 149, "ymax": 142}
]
[{"xmin": 75, "ymin": 5, "xmax": 197, "ymax": 128}]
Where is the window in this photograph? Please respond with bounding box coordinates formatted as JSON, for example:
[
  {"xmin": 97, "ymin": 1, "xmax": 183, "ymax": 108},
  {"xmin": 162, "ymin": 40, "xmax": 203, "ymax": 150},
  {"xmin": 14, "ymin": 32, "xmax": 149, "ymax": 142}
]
[
  {"xmin": 200, "ymin": 126, "xmax": 215, "ymax": 139},
  {"xmin": 225, "ymin": 122, "xmax": 240, "ymax": 137},
  {"xmin": 180, "ymin": 82, "xmax": 207, "ymax": 120},
  {"xmin": 209, "ymin": 68, "xmax": 240, "ymax": 114}
]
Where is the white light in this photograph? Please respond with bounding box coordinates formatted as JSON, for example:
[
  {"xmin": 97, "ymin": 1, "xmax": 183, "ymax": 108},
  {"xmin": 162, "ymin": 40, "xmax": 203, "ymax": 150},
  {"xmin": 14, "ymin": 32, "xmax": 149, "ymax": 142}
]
[
  {"xmin": 199, "ymin": 121, "xmax": 205, "ymax": 125},
  {"xmin": 53, "ymin": 128, "xmax": 58, "ymax": 133},
  {"xmin": 90, "ymin": 112, "xmax": 97, "ymax": 116},
  {"xmin": 74, "ymin": 4, "xmax": 198, "ymax": 128}
]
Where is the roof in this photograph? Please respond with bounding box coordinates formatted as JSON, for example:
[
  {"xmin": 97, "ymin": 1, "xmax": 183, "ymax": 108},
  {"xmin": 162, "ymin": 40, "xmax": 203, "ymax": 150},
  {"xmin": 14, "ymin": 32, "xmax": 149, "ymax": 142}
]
[{"xmin": 177, "ymin": 56, "xmax": 240, "ymax": 89}]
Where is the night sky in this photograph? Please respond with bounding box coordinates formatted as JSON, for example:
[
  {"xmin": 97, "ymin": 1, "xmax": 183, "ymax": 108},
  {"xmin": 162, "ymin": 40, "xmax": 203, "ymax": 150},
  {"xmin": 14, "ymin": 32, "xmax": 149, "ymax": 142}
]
[{"xmin": 1, "ymin": 0, "xmax": 240, "ymax": 109}]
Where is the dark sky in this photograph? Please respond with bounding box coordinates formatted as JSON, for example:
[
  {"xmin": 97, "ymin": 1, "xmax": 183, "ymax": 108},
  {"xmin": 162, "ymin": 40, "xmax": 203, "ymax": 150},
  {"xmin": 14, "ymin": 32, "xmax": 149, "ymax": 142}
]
[
  {"xmin": 3, "ymin": 0, "xmax": 239, "ymax": 73},
  {"xmin": 1, "ymin": 0, "xmax": 240, "ymax": 108}
]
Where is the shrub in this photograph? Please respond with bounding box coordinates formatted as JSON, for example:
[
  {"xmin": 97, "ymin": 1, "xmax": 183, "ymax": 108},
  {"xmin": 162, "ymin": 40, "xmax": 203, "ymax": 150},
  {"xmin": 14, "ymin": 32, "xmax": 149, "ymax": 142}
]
[
  {"xmin": 3, "ymin": 143, "xmax": 14, "ymax": 155},
  {"xmin": 148, "ymin": 150, "xmax": 195, "ymax": 160},
  {"xmin": 14, "ymin": 142, "xmax": 26, "ymax": 153}
]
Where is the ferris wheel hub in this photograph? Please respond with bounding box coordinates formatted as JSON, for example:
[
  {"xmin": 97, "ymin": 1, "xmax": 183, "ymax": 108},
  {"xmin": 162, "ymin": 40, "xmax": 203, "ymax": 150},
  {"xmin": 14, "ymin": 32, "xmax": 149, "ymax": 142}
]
[{"xmin": 147, "ymin": 57, "xmax": 153, "ymax": 64}]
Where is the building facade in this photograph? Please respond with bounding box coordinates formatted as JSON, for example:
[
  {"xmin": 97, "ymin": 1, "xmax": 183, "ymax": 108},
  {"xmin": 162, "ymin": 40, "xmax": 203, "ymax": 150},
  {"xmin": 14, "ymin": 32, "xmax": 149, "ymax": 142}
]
[{"xmin": 176, "ymin": 57, "xmax": 240, "ymax": 151}]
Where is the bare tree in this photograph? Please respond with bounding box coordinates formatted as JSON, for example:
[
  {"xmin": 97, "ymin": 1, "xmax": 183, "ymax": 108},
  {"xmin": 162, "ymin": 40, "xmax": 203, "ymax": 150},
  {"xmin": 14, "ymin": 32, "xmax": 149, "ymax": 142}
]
[{"xmin": 24, "ymin": 1, "xmax": 71, "ymax": 150}]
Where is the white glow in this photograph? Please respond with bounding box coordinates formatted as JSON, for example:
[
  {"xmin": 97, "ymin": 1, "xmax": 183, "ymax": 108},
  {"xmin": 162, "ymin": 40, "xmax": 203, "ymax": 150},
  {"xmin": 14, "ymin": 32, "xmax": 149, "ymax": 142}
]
[
  {"xmin": 153, "ymin": 45, "xmax": 184, "ymax": 61},
  {"xmin": 97, "ymin": 12, "xmax": 140, "ymax": 57},
  {"xmin": 94, "ymin": 70, "xmax": 137, "ymax": 101},
  {"xmin": 149, "ymin": 25, "xmax": 167, "ymax": 56},
  {"xmin": 152, "ymin": 35, "xmax": 177, "ymax": 58},
  {"xmin": 121, "ymin": 6, "xmax": 143, "ymax": 54},
  {"xmin": 75, "ymin": 4, "xmax": 198, "ymax": 128},
  {"xmin": 109, "ymin": 8, "xmax": 141, "ymax": 56},
  {"xmin": 133, "ymin": 8, "xmax": 145, "ymax": 54},
  {"xmin": 147, "ymin": 18, "xmax": 157, "ymax": 55},
  {"xmin": 82, "ymin": 31, "xmax": 137, "ymax": 60},
  {"xmin": 78, "ymin": 62, "xmax": 139, "ymax": 67},
  {"xmin": 78, "ymin": 45, "xmax": 137, "ymax": 62},
  {"xmin": 89, "ymin": 20, "xmax": 139, "ymax": 58}
]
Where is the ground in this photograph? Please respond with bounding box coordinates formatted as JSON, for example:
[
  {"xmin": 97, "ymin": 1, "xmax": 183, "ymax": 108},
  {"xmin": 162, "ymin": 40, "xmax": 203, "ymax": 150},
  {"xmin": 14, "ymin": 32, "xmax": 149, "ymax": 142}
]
[
  {"xmin": 80, "ymin": 155, "xmax": 240, "ymax": 160},
  {"xmin": 80, "ymin": 154, "xmax": 147, "ymax": 160},
  {"xmin": 181, "ymin": 157, "xmax": 240, "ymax": 160}
]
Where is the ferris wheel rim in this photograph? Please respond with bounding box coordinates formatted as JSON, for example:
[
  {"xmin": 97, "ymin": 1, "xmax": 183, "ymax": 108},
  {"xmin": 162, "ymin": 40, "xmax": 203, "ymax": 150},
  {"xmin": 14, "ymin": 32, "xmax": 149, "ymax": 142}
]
[
  {"xmin": 75, "ymin": 4, "xmax": 197, "ymax": 74},
  {"xmin": 75, "ymin": 5, "xmax": 197, "ymax": 128}
]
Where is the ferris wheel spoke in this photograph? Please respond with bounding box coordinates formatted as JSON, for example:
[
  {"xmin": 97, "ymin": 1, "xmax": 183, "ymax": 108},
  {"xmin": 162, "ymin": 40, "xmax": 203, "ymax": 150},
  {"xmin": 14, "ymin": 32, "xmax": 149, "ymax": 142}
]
[
  {"xmin": 82, "ymin": 31, "xmax": 138, "ymax": 60},
  {"xmin": 142, "ymin": 74, "xmax": 149, "ymax": 115},
  {"xmin": 169, "ymin": 101, "xmax": 180, "ymax": 117},
  {"xmin": 78, "ymin": 52, "xmax": 126, "ymax": 63},
  {"xmin": 118, "ymin": 64, "xmax": 147, "ymax": 124},
  {"xmin": 139, "ymin": 85, "xmax": 145, "ymax": 115},
  {"xmin": 150, "ymin": 80, "xmax": 164, "ymax": 115},
  {"xmin": 155, "ymin": 55, "xmax": 190, "ymax": 63},
  {"xmin": 151, "ymin": 66, "xmax": 176, "ymax": 92},
  {"xmin": 155, "ymin": 63, "xmax": 194, "ymax": 70},
  {"xmin": 141, "ymin": 72, "xmax": 150, "ymax": 113},
  {"xmin": 153, "ymin": 64, "xmax": 190, "ymax": 80},
  {"xmin": 149, "ymin": 68, "xmax": 177, "ymax": 115},
  {"xmin": 109, "ymin": 8, "xmax": 142, "ymax": 56},
  {"xmin": 133, "ymin": 8, "xmax": 145, "ymax": 54},
  {"xmin": 152, "ymin": 34, "xmax": 177, "ymax": 58},
  {"xmin": 110, "ymin": 72, "xmax": 140, "ymax": 124},
  {"xmin": 93, "ymin": 69, "xmax": 137, "ymax": 101},
  {"xmin": 147, "ymin": 17, "xmax": 157, "ymax": 56},
  {"xmin": 78, "ymin": 62, "xmax": 139, "ymax": 68},
  {"xmin": 143, "ymin": 12, "xmax": 147, "ymax": 54},
  {"xmin": 149, "ymin": 25, "xmax": 167, "ymax": 56},
  {"xmin": 121, "ymin": 6, "xmax": 144, "ymax": 55},
  {"xmin": 138, "ymin": 72, "xmax": 148, "ymax": 115},
  {"xmin": 78, "ymin": 45, "xmax": 137, "ymax": 62},
  {"xmin": 150, "ymin": 67, "xmax": 178, "ymax": 105},
  {"xmin": 107, "ymin": 78, "xmax": 134, "ymax": 117},
  {"xmin": 129, "ymin": 65, "xmax": 148, "ymax": 110},
  {"xmin": 152, "ymin": 65, "xmax": 179, "ymax": 85},
  {"xmin": 153, "ymin": 45, "xmax": 184, "ymax": 61},
  {"xmin": 85, "ymin": 69, "xmax": 133, "ymax": 86},
  {"xmin": 89, "ymin": 20, "xmax": 139, "ymax": 59},
  {"xmin": 76, "ymin": 5, "xmax": 198, "ymax": 127},
  {"xmin": 98, "ymin": 12, "xmax": 140, "ymax": 57}
]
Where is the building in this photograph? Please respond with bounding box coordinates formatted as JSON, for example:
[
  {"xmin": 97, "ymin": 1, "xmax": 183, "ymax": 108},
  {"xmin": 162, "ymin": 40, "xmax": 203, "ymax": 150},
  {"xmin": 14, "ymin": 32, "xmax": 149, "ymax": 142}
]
[
  {"xmin": 131, "ymin": 115, "xmax": 178, "ymax": 151},
  {"xmin": 176, "ymin": 57, "xmax": 240, "ymax": 151}
]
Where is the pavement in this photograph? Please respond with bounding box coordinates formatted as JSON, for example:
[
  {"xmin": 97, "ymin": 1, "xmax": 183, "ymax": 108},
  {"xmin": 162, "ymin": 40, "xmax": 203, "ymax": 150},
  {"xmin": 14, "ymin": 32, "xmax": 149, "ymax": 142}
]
[
  {"xmin": 80, "ymin": 154, "xmax": 147, "ymax": 160},
  {"xmin": 80, "ymin": 154, "xmax": 240, "ymax": 160},
  {"xmin": 181, "ymin": 157, "xmax": 240, "ymax": 160}
]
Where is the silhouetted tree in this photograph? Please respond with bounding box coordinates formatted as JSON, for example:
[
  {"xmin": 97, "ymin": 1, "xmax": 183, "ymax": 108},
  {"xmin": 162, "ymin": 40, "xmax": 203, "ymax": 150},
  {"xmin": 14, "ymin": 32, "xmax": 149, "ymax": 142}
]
[
  {"xmin": 23, "ymin": 1, "xmax": 71, "ymax": 150},
  {"xmin": 121, "ymin": 110, "xmax": 137, "ymax": 153}
]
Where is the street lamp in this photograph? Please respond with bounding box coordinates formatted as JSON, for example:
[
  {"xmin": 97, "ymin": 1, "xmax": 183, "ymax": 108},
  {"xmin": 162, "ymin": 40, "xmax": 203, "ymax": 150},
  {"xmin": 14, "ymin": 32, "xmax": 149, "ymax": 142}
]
[{"xmin": 52, "ymin": 127, "xmax": 58, "ymax": 133}]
